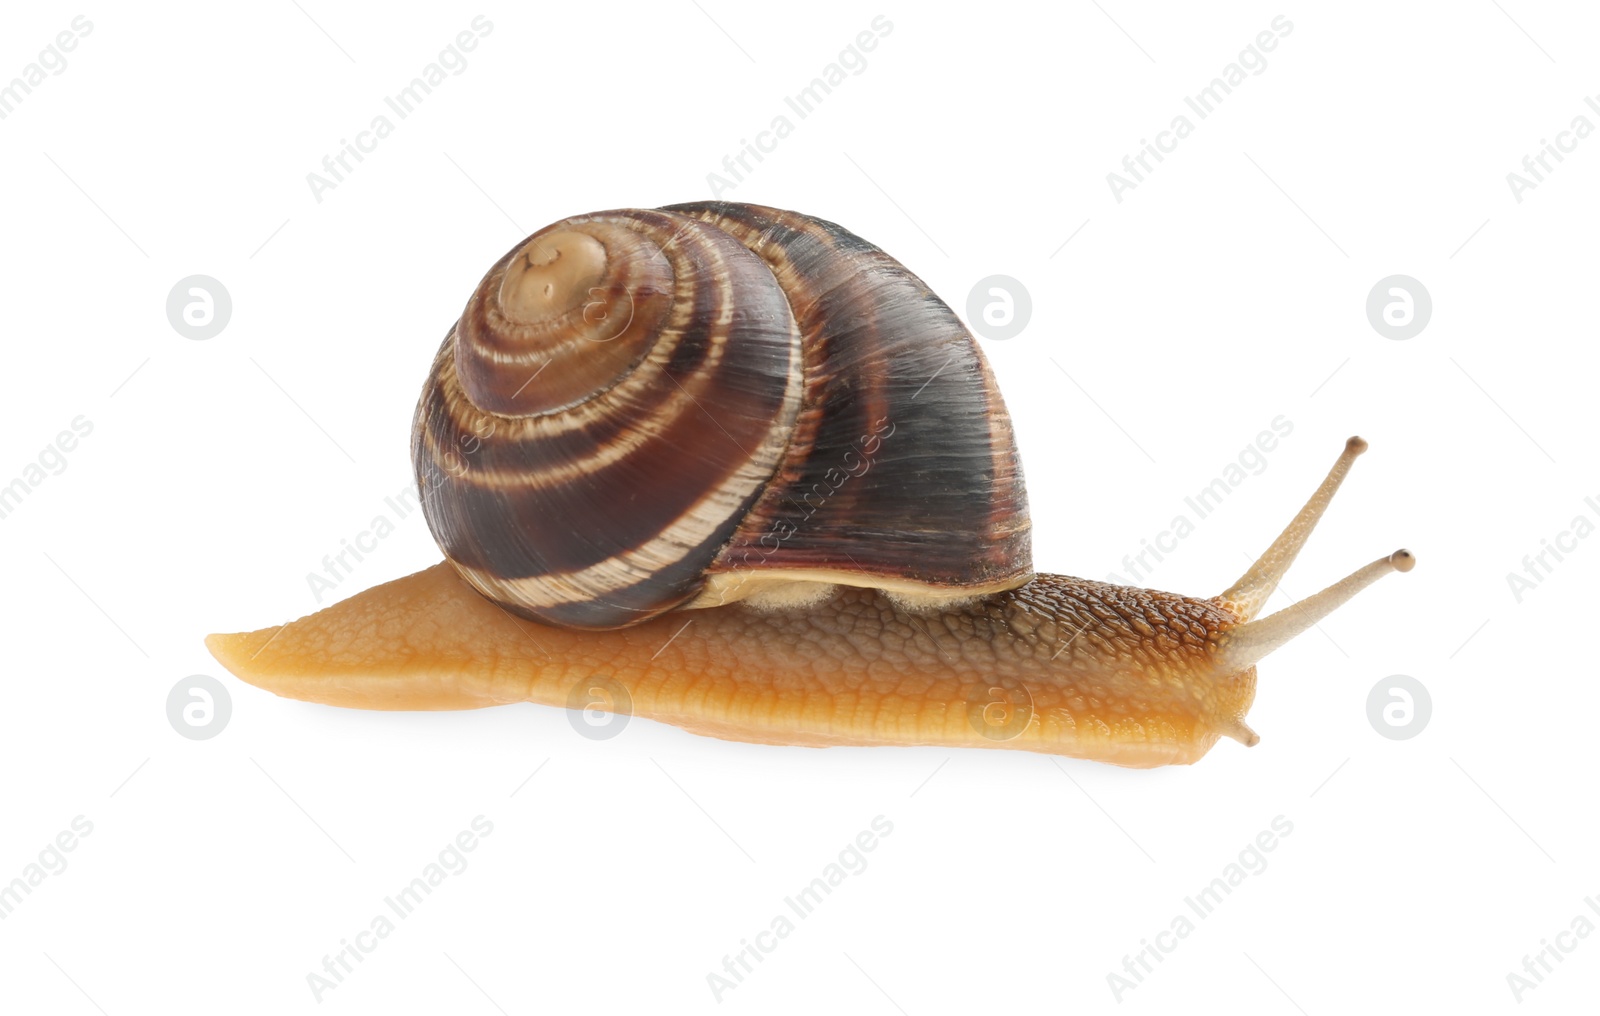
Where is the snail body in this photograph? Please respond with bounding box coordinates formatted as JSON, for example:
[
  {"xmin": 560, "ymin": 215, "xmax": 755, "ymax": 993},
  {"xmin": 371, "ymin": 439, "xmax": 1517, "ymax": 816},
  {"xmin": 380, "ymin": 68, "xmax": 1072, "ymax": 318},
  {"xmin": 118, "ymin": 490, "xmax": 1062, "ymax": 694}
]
[{"xmin": 206, "ymin": 202, "xmax": 1413, "ymax": 767}]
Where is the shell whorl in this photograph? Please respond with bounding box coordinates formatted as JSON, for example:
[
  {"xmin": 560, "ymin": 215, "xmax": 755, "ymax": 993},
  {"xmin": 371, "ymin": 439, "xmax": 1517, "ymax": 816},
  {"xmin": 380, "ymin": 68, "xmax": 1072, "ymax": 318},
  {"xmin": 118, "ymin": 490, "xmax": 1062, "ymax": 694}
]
[{"xmin": 414, "ymin": 203, "xmax": 1031, "ymax": 630}]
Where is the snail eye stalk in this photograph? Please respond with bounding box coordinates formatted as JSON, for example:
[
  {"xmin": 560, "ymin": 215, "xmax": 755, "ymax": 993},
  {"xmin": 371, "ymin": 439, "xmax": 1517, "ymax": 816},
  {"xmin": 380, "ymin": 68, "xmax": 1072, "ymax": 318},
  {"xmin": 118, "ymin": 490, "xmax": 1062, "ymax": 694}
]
[
  {"xmin": 1213, "ymin": 437, "xmax": 1413, "ymax": 671},
  {"xmin": 1217, "ymin": 550, "xmax": 1413, "ymax": 673},
  {"xmin": 1219, "ymin": 435, "xmax": 1371, "ymax": 622}
]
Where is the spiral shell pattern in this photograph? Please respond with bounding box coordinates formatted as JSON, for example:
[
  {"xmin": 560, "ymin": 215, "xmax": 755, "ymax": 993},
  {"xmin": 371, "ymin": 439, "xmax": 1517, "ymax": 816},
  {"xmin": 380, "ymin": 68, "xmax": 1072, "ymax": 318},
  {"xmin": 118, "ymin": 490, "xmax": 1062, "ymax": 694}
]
[{"xmin": 414, "ymin": 203, "xmax": 1031, "ymax": 630}]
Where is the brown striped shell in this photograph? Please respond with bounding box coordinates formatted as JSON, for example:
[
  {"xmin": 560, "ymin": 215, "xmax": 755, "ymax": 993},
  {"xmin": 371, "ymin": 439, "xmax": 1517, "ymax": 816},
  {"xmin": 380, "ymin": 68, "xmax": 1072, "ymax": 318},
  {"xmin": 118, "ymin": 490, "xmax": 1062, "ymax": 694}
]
[{"xmin": 412, "ymin": 202, "xmax": 1032, "ymax": 630}]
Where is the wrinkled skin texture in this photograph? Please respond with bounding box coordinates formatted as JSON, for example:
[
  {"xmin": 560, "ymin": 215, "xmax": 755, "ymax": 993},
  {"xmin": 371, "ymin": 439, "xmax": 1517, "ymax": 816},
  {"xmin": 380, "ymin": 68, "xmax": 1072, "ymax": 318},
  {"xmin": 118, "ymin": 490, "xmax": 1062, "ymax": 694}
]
[{"xmin": 208, "ymin": 564, "xmax": 1256, "ymax": 768}]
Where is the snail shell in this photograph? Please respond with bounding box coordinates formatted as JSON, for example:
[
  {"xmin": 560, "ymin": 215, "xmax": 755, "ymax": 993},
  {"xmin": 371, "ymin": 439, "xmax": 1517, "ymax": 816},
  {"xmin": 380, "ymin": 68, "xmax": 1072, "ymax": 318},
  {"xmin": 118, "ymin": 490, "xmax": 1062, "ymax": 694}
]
[{"xmin": 412, "ymin": 203, "xmax": 1032, "ymax": 630}]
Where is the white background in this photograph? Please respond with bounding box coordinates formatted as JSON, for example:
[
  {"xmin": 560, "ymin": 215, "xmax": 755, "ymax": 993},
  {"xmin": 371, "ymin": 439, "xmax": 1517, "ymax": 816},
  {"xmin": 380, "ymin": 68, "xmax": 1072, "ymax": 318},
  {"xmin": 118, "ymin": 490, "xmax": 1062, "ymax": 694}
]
[{"xmin": 1, "ymin": 2, "xmax": 1595, "ymax": 1013}]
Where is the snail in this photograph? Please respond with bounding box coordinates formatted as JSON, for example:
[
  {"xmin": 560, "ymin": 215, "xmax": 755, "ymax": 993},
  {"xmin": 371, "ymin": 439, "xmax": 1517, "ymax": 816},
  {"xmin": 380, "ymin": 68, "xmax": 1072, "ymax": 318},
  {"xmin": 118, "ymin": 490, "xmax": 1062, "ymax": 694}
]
[{"xmin": 206, "ymin": 201, "xmax": 1414, "ymax": 768}]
